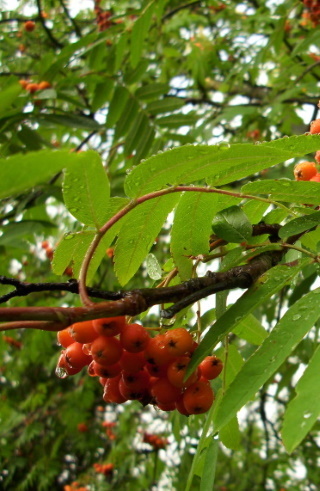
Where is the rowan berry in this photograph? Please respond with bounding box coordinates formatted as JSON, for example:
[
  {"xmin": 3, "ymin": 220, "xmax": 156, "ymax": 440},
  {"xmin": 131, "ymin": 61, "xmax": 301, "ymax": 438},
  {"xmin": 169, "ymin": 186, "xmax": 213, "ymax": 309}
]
[
  {"xmin": 69, "ymin": 320, "xmax": 99, "ymax": 344},
  {"xmin": 119, "ymin": 350, "xmax": 146, "ymax": 374},
  {"xmin": 118, "ymin": 377, "xmax": 150, "ymax": 401},
  {"xmin": 151, "ymin": 377, "xmax": 181, "ymax": 404},
  {"xmin": 93, "ymin": 316, "xmax": 126, "ymax": 337},
  {"xmin": 120, "ymin": 323, "xmax": 150, "ymax": 352},
  {"xmin": 57, "ymin": 328, "xmax": 74, "ymax": 348},
  {"xmin": 24, "ymin": 21, "xmax": 35, "ymax": 32},
  {"xmin": 145, "ymin": 334, "xmax": 175, "ymax": 366},
  {"xmin": 315, "ymin": 151, "xmax": 320, "ymax": 163},
  {"xmin": 19, "ymin": 79, "xmax": 29, "ymax": 89},
  {"xmin": 26, "ymin": 83, "xmax": 39, "ymax": 94},
  {"xmin": 294, "ymin": 161, "xmax": 317, "ymax": 181},
  {"xmin": 121, "ymin": 370, "xmax": 150, "ymax": 391},
  {"xmin": 175, "ymin": 397, "xmax": 190, "ymax": 416},
  {"xmin": 91, "ymin": 335, "xmax": 123, "ymax": 366},
  {"xmin": 88, "ymin": 360, "xmax": 121, "ymax": 378},
  {"xmin": 103, "ymin": 375, "xmax": 127, "ymax": 403},
  {"xmin": 310, "ymin": 173, "xmax": 320, "ymax": 182},
  {"xmin": 56, "ymin": 351, "xmax": 82, "ymax": 376},
  {"xmin": 65, "ymin": 342, "xmax": 92, "ymax": 369},
  {"xmin": 183, "ymin": 381, "xmax": 215, "ymax": 414},
  {"xmin": 167, "ymin": 356, "xmax": 198, "ymax": 388},
  {"xmin": 77, "ymin": 422, "xmax": 88, "ymax": 432},
  {"xmin": 310, "ymin": 118, "xmax": 320, "ymax": 134},
  {"xmin": 156, "ymin": 401, "xmax": 176, "ymax": 412},
  {"xmin": 163, "ymin": 328, "xmax": 194, "ymax": 357},
  {"xmin": 199, "ymin": 355, "xmax": 223, "ymax": 380},
  {"xmin": 38, "ymin": 81, "xmax": 51, "ymax": 90}
]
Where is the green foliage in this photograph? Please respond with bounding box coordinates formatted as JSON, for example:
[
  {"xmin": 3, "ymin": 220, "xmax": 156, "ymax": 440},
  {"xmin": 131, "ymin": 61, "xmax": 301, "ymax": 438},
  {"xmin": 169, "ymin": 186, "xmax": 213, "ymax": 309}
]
[{"xmin": 1, "ymin": 0, "xmax": 320, "ymax": 490}]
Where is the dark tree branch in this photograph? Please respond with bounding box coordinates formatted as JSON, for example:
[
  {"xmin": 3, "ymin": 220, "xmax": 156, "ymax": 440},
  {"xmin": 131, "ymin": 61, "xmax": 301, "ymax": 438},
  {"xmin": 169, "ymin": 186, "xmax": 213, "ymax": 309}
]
[
  {"xmin": 0, "ymin": 224, "xmax": 316, "ymax": 329},
  {"xmin": 58, "ymin": 0, "xmax": 82, "ymax": 38},
  {"xmin": 162, "ymin": 1, "xmax": 202, "ymax": 21},
  {"xmin": 35, "ymin": 0, "xmax": 64, "ymax": 49}
]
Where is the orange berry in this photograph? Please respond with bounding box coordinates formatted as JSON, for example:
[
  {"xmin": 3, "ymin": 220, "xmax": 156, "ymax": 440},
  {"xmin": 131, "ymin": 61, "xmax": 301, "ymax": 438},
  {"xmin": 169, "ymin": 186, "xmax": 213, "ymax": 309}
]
[
  {"xmin": 103, "ymin": 375, "xmax": 127, "ymax": 403},
  {"xmin": 26, "ymin": 83, "xmax": 40, "ymax": 94},
  {"xmin": 163, "ymin": 328, "xmax": 194, "ymax": 357},
  {"xmin": 310, "ymin": 118, "xmax": 320, "ymax": 134},
  {"xmin": 145, "ymin": 334, "xmax": 175, "ymax": 366},
  {"xmin": 65, "ymin": 342, "xmax": 92, "ymax": 369},
  {"xmin": 199, "ymin": 355, "xmax": 223, "ymax": 380},
  {"xmin": 38, "ymin": 80, "xmax": 51, "ymax": 90},
  {"xmin": 69, "ymin": 320, "xmax": 99, "ymax": 344},
  {"xmin": 18, "ymin": 44, "xmax": 26, "ymax": 52},
  {"xmin": 120, "ymin": 323, "xmax": 150, "ymax": 353},
  {"xmin": 93, "ymin": 316, "xmax": 126, "ymax": 337},
  {"xmin": 151, "ymin": 377, "xmax": 181, "ymax": 404},
  {"xmin": 183, "ymin": 381, "xmax": 215, "ymax": 414},
  {"xmin": 294, "ymin": 161, "xmax": 317, "ymax": 181},
  {"xmin": 91, "ymin": 335, "xmax": 123, "ymax": 366},
  {"xmin": 19, "ymin": 79, "xmax": 29, "ymax": 89},
  {"xmin": 24, "ymin": 21, "xmax": 36, "ymax": 32},
  {"xmin": 310, "ymin": 173, "xmax": 320, "ymax": 182},
  {"xmin": 119, "ymin": 350, "xmax": 146, "ymax": 374},
  {"xmin": 77, "ymin": 422, "xmax": 88, "ymax": 432},
  {"xmin": 57, "ymin": 328, "xmax": 74, "ymax": 348},
  {"xmin": 88, "ymin": 360, "xmax": 121, "ymax": 378},
  {"xmin": 56, "ymin": 351, "xmax": 82, "ymax": 376},
  {"xmin": 315, "ymin": 150, "xmax": 320, "ymax": 163},
  {"xmin": 167, "ymin": 356, "xmax": 198, "ymax": 388}
]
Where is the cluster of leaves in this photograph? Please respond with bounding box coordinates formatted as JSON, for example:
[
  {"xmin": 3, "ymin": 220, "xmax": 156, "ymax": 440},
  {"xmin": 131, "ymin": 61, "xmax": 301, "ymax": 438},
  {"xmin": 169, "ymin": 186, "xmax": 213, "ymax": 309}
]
[{"xmin": 1, "ymin": 0, "xmax": 320, "ymax": 490}]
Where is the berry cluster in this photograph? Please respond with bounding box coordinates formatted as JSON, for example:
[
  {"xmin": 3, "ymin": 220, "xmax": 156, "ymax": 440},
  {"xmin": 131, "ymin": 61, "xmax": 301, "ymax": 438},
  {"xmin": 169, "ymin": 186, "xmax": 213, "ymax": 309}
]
[
  {"xmin": 94, "ymin": 1, "xmax": 112, "ymax": 32},
  {"xmin": 294, "ymin": 118, "xmax": 320, "ymax": 182},
  {"xmin": 302, "ymin": 0, "xmax": 320, "ymax": 26},
  {"xmin": 93, "ymin": 462, "xmax": 114, "ymax": 476},
  {"xmin": 19, "ymin": 79, "xmax": 51, "ymax": 94},
  {"xmin": 143, "ymin": 432, "xmax": 168, "ymax": 450},
  {"xmin": 56, "ymin": 317, "xmax": 223, "ymax": 416},
  {"xmin": 64, "ymin": 483, "xmax": 88, "ymax": 491}
]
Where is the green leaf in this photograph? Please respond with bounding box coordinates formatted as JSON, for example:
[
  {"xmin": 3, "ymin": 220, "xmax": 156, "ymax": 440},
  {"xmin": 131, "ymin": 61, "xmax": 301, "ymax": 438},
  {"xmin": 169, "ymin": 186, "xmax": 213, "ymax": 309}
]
[
  {"xmin": 219, "ymin": 417, "xmax": 241, "ymax": 451},
  {"xmin": 135, "ymin": 83, "xmax": 169, "ymax": 101},
  {"xmin": 232, "ymin": 314, "xmax": 268, "ymax": 345},
  {"xmin": 39, "ymin": 113, "xmax": 101, "ymax": 130},
  {"xmin": 114, "ymin": 97, "xmax": 139, "ymax": 140},
  {"xmin": 186, "ymin": 260, "xmax": 309, "ymax": 376},
  {"xmin": 199, "ymin": 438, "xmax": 219, "ymax": 491},
  {"xmin": 156, "ymin": 113, "xmax": 198, "ymax": 128},
  {"xmin": 124, "ymin": 135, "xmax": 320, "ymax": 197},
  {"xmin": 281, "ymin": 344, "xmax": 320, "ymax": 453},
  {"xmin": 0, "ymin": 150, "xmax": 83, "ymax": 199},
  {"xmin": 124, "ymin": 113, "xmax": 154, "ymax": 158},
  {"xmin": 0, "ymin": 83, "xmax": 22, "ymax": 117},
  {"xmin": 212, "ymin": 205, "xmax": 252, "ymax": 243},
  {"xmin": 114, "ymin": 194, "xmax": 180, "ymax": 285},
  {"xmin": 63, "ymin": 151, "xmax": 110, "ymax": 228},
  {"xmin": 106, "ymin": 86, "xmax": 130, "ymax": 128},
  {"xmin": 301, "ymin": 228, "xmax": 320, "ymax": 252},
  {"xmin": 171, "ymin": 193, "xmax": 240, "ymax": 280},
  {"xmin": 0, "ymin": 220, "xmax": 56, "ymax": 245},
  {"xmin": 214, "ymin": 288, "xmax": 320, "ymax": 431},
  {"xmin": 242, "ymin": 200, "xmax": 270, "ymax": 223},
  {"xmin": 242, "ymin": 180, "xmax": 320, "ymax": 205},
  {"xmin": 279, "ymin": 211, "xmax": 320, "ymax": 239},
  {"xmin": 53, "ymin": 198, "xmax": 128, "ymax": 281},
  {"xmin": 130, "ymin": 2, "xmax": 154, "ymax": 68},
  {"xmin": 147, "ymin": 97, "xmax": 185, "ymax": 115},
  {"xmin": 91, "ymin": 79, "xmax": 114, "ymax": 112}
]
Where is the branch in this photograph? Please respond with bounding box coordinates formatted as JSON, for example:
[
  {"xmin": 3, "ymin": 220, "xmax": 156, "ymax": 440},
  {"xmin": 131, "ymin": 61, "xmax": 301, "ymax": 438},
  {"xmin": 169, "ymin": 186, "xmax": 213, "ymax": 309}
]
[
  {"xmin": 162, "ymin": 1, "xmax": 202, "ymax": 21},
  {"xmin": 58, "ymin": 0, "xmax": 82, "ymax": 37},
  {"xmin": 35, "ymin": 0, "xmax": 64, "ymax": 49}
]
